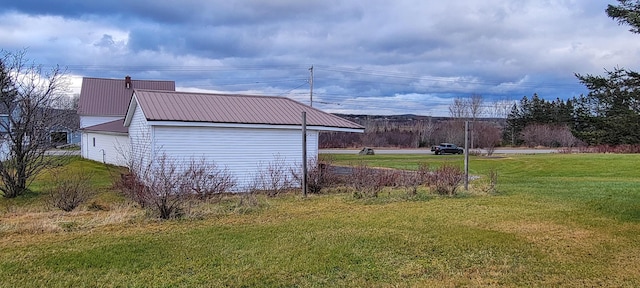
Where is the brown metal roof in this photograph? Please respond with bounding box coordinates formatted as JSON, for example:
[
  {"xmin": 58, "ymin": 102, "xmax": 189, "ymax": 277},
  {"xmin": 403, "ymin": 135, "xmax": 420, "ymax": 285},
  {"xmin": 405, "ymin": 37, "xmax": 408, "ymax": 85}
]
[
  {"xmin": 131, "ymin": 90, "xmax": 364, "ymax": 130},
  {"xmin": 82, "ymin": 118, "xmax": 128, "ymax": 134},
  {"xmin": 78, "ymin": 77, "xmax": 175, "ymax": 116}
]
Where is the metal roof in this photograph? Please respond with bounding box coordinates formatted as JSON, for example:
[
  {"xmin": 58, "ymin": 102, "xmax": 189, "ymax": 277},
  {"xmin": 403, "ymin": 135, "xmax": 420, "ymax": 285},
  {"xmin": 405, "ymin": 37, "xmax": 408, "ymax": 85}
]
[
  {"xmin": 77, "ymin": 77, "xmax": 175, "ymax": 116},
  {"xmin": 129, "ymin": 90, "xmax": 364, "ymax": 130},
  {"xmin": 82, "ymin": 118, "xmax": 128, "ymax": 134}
]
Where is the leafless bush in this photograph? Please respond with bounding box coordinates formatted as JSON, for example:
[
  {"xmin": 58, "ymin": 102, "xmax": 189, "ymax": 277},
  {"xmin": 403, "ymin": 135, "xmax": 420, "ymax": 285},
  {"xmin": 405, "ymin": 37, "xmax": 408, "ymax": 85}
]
[
  {"xmin": 572, "ymin": 144, "xmax": 640, "ymax": 154},
  {"xmin": 291, "ymin": 157, "xmax": 339, "ymax": 194},
  {"xmin": 140, "ymin": 154, "xmax": 191, "ymax": 219},
  {"xmin": 485, "ymin": 145, "xmax": 497, "ymax": 156},
  {"xmin": 253, "ymin": 155, "xmax": 293, "ymax": 197},
  {"xmin": 471, "ymin": 168, "xmax": 499, "ymax": 195},
  {"xmin": 349, "ymin": 162, "xmax": 385, "ymax": 198},
  {"xmin": 557, "ymin": 147, "xmax": 574, "ymax": 154},
  {"xmin": 521, "ymin": 124, "xmax": 581, "ymax": 147},
  {"xmin": 397, "ymin": 163, "xmax": 432, "ymax": 196},
  {"xmin": 611, "ymin": 144, "xmax": 640, "ymax": 153},
  {"xmin": 183, "ymin": 158, "xmax": 236, "ymax": 200},
  {"xmin": 398, "ymin": 171, "xmax": 421, "ymax": 196},
  {"xmin": 488, "ymin": 168, "xmax": 498, "ymax": 193},
  {"xmin": 45, "ymin": 168, "xmax": 95, "ymax": 212},
  {"xmin": 117, "ymin": 172, "xmax": 147, "ymax": 207},
  {"xmin": 117, "ymin": 154, "xmax": 238, "ymax": 219},
  {"xmin": 429, "ymin": 164, "xmax": 464, "ymax": 196}
]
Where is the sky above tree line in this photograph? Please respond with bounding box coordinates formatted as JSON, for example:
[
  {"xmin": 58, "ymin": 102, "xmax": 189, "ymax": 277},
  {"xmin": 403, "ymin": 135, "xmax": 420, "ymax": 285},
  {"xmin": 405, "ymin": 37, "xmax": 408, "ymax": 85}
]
[{"xmin": 2, "ymin": 1, "xmax": 638, "ymax": 116}]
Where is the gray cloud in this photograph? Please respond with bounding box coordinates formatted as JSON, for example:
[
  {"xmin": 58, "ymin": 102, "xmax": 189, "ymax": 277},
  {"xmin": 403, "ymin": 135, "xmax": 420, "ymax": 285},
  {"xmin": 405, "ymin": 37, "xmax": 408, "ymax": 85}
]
[{"xmin": 1, "ymin": 1, "xmax": 639, "ymax": 116}]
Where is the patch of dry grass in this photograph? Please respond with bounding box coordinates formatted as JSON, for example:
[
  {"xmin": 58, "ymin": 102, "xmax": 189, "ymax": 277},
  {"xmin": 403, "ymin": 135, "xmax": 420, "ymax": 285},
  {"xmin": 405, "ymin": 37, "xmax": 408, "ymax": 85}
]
[{"xmin": 0, "ymin": 202, "xmax": 142, "ymax": 242}]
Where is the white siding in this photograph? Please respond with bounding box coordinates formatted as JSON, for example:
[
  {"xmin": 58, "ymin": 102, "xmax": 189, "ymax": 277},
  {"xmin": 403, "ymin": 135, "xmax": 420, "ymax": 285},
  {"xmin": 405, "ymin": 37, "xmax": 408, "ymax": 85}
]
[
  {"xmin": 152, "ymin": 125, "xmax": 319, "ymax": 191},
  {"xmin": 80, "ymin": 116, "xmax": 122, "ymax": 128},
  {"xmin": 80, "ymin": 116, "xmax": 125, "ymax": 161},
  {"xmin": 128, "ymin": 104, "xmax": 152, "ymax": 171},
  {"xmin": 82, "ymin": 132, "xmax": 129, "ymax": 166},
  {"xmin": 0, "ymin": 139, "xmax": 9, "ymax": 161}
]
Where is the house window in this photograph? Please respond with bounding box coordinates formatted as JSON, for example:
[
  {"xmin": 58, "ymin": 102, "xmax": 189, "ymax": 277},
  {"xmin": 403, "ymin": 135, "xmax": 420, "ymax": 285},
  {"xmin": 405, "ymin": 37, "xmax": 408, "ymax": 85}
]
[{"xmin": 92, "ymin": 137, "xmax": 96, "ymax": 147}]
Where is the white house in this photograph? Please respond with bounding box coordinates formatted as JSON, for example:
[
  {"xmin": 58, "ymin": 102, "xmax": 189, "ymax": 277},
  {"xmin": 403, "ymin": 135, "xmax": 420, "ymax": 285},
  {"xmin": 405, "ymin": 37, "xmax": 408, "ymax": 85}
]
[
  {"xmin": 81, "ymin": 119, "xmax": 129, "ymax": 165},
  {"xmin": 77, "ymin": 76, "xmax": 175, "ymax": 164},
  {"xmin": 123, "ymin": 89, "xmax": 364, "ymax": 190}
]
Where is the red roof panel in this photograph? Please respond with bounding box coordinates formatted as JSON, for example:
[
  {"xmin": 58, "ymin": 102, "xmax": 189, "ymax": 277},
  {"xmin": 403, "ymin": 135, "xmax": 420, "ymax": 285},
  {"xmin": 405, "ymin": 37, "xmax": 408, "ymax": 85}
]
[
  {"xmin": 133, "ymin": 90, "xmax": 363, "ymax": 130},
  {"xmin": 82, "ymin": 118, "xmax": 128, "ymax": 133},
  {"xmin": 78, "ymin": 77, "xmax": 175, "ymax": 116}
]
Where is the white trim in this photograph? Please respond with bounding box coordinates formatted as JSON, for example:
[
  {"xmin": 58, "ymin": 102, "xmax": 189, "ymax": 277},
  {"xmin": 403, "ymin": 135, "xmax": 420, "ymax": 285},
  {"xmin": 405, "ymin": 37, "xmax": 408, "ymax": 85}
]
[
  {"xmin": 123, "ymin": 93, "xmax": 139, "ymax": 127},
  {"xmin": 82, "ymin": 131, "xmax": 128, "ymax": 136},
  {"xmin": 147, "ymin": 121, "xmax": 363, "ymax": 133}
]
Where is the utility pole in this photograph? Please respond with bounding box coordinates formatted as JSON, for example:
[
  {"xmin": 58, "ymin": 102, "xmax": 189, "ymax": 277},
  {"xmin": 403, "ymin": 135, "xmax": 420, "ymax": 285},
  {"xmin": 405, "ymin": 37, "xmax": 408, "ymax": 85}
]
[
  {"xmin": 309, "ymin": 65, "xmax": 314, "ymax": 107},
  {"xmin": 464, "ymin": 121, "xmax": 469, "ymax": 191},
  {"xmin": 302, "ymin": 111, "xmax": 308, "ymax": 197}
]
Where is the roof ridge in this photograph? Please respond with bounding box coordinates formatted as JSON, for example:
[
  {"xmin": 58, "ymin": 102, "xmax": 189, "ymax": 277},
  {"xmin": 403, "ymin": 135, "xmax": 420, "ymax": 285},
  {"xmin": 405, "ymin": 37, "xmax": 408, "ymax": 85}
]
[
  {"xmin": 134, "ymin": 89, "xmax": 289, "ymax": 100},
  {"xmin": 82, "ymin": 77, "xmax": 175, "ymax": 82}
]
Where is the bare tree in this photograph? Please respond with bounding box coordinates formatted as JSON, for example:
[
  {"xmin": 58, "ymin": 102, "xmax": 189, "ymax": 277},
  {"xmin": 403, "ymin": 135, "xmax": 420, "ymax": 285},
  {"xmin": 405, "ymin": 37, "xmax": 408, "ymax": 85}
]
[
  {"xmin": 488, "ymin": 99, "xmax": 513, "ymax": 119},
  {"xmin": 417, "ymin": 117, "xmax": 436, "ymax": 147},
  {"xmin": 474, "ymin": 122, "xmax": 502, "ymax": 155},
  {"xmin": 448, "ymin": 96, "xmax": 469, "ymax": 119},
  {"xmin": 467, "ymin": 94, "xmax": 484, "ymax": 148},
  {"xmin": 0, "ymin": 50, "xmax": 69, "ymax": 198},
  {"xmin": 468, "ymin": 94, "xmax": 484, "ymax": 121}
]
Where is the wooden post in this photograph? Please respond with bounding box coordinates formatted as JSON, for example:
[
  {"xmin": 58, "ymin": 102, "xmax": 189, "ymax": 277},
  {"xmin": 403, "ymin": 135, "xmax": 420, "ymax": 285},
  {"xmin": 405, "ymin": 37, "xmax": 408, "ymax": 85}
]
[
  {"xmin": 464, "ymin": 121, "xmax": 469, "ymax": 190},
  {"xmin": 302, "ymin": 111, "xmax": 308, "ymax": 197}
]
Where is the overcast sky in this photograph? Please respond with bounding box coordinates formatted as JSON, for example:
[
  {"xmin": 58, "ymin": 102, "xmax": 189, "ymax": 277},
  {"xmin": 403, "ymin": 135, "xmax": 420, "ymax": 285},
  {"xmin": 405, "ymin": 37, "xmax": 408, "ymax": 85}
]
[{"xmin": 2, "ymin": 1, "xmax": 639, "ymax": 116}]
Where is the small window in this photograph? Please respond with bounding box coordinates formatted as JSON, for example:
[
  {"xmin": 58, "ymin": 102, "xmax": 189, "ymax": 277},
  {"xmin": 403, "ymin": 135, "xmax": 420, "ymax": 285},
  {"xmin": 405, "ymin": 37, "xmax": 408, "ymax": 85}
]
[{"xmin": 92, "ymin": 137, "xmax": 96, "ymax": 147}]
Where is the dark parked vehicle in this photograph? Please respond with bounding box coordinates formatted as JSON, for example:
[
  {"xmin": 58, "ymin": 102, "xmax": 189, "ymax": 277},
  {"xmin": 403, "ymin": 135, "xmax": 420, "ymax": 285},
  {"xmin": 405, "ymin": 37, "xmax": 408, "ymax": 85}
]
[{"xmin": 430, "ymin": 143, "xmax": 464, "ymax": 155}]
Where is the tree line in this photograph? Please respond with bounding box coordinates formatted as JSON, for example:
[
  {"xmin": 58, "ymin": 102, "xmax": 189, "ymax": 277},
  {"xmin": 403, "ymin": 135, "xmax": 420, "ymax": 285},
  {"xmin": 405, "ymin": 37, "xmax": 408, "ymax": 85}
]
[{"xmin": 323, "ymin": 1, "xmax": 640, "ymax": 150}]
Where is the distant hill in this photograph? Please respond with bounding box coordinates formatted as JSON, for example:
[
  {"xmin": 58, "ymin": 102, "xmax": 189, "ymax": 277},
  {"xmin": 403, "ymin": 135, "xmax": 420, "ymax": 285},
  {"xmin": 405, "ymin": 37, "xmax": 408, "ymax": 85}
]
[{"xmin": 333, "ymin": 114, "xmax": 504, "ymax": 123}]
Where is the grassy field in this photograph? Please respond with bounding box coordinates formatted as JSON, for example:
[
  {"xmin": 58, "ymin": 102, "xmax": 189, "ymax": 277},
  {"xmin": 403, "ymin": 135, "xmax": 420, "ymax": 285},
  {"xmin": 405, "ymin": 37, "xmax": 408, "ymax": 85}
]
[{"xmin": 0, "ymin": 154, "xmax": 639, "ymax": 287}]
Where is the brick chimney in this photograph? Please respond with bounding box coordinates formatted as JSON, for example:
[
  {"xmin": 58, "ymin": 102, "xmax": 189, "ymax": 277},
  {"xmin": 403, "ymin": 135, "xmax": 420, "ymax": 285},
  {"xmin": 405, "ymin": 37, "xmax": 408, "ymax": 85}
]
[{"xmin": 125, "ymin": 75, "xmax": 132, "ymax": 89}]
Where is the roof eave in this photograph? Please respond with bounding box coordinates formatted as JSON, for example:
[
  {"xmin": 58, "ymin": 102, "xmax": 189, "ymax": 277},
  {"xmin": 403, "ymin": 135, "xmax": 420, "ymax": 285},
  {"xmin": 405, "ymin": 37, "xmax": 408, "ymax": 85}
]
[
  {"xmin": 146, "ymin": 120, "xmax": 364, "ymax": 132},
  {"xmin": 123, "ymin": 93, "xmax": 139, "ymax": 127}
]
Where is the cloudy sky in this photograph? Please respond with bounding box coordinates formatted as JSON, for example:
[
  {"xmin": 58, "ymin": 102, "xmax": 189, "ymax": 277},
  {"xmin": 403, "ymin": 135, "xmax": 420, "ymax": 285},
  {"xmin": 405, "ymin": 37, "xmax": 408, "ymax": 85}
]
[{"xmin": 2, "ymin": 1, "xmax": 639, "ymax": 116}]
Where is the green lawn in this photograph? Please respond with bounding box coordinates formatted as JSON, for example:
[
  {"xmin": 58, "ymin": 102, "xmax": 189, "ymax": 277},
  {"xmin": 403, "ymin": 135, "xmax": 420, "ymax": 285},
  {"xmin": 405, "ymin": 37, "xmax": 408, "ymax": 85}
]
[{"xmin": 0, "ymin": 154, "xmax": 639, "ymax": 287}]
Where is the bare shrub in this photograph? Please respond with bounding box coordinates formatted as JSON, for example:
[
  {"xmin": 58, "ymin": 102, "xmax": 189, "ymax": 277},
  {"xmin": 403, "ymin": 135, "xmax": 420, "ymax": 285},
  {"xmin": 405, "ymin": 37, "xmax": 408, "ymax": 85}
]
[
  {"xmin": 614, "ymin": 144, "xmax": 640, "ymax": 153},
  {"xmin": 139, "ymin": 154, "xmax": 190, "ymax": 219},
  {"xmin": 295, "ymin": 157, "xmax": 339, "ymax": 194},
  {"xmin": 485, "ymin": 145, "xmax": 497, "ymax": 156},
  {"xmin": 471, "ymin": 168, "xmax": 499, "ymax": 195},
  {"xmin": 429, "ymin": 164, "xmax": 464, "ymax": 196},
  {"xmin": 183, "ymin": 158, "xmax": 236, "ymax": 200},
  {"xmin": 253, "ymin": 155, "xmax": 293, "ymax": 197},
  {"xmin": 117, "ymin": 154, "xmax": 238, "ymax": 219},
  {"xmin": 397, "ymin": 163, "xmax": 432, "ymax": 196},
  {"xmin": 116, "ymin": 172, "xmax": 147, "ymax": 207},
  {"xmin": 521, "ymin": 124, "xmax": 580, "ymax": 147},
  {"xmin": 349, "ymin": 162, "xmax": 385, "ymax": 198},
  {"xmin": 45, "ymin": 168, "xmax": 95, "ymax": 212},
  {"xmin": 488, "ymin": 168, "xmax": 498, "ymax": 193},
  {"xmin": 573, "ymin": 144, "xmax": 640, "ymax": 154},
  {"xmin": 398, "ymin": 170, "xmax": 421, "ymax": 196},
  {"xmin": 557, "ymin": 147, "xmax": 574, "ymax": 154}
]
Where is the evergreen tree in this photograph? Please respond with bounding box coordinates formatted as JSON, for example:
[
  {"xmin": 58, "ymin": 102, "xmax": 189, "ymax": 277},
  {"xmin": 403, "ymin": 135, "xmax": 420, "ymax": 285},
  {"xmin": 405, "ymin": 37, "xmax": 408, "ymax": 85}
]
[
  {"xmin": 571, "ymin": 1, "xmax": 640, "ymax": 145},
  {"xmin": 575, "ymin": 68, "xmax": 640, "ymax": 144}
]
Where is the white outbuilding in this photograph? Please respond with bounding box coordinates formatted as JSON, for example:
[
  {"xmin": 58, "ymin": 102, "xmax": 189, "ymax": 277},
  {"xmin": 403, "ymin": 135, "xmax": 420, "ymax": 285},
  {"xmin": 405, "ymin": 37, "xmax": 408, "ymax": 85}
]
[{"xmin": 123, "ymin": 89, "xmax": 364, "ymax": 190}]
